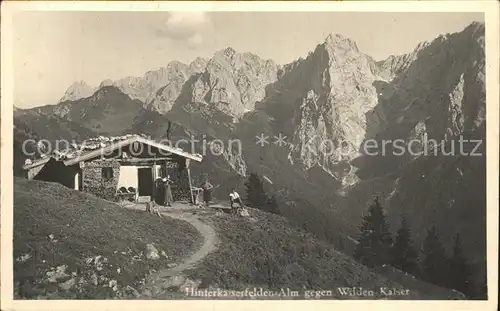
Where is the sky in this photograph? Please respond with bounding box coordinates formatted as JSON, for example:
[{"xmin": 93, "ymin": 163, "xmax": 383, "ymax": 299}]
[{"xmin": 12, "ymin": 11, "xmax": 484, "ymax": 109}]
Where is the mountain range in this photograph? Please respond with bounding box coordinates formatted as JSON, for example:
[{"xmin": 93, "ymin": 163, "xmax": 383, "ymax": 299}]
[{"xmin": 13, "ymin": 21, "xmax": 487, "ymax": 297}]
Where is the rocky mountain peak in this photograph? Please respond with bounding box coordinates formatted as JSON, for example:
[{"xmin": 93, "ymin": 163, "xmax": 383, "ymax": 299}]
[
  {"xmin": 465, "ymin": 20, "xmax": 485, "ymax": 33},
  {"xmin": 60, "ymin": 81, "xmax": 96, "ymax": 102},
  {"xmin": 145, "ymin": 59, "xmax": 207, "ymax": 114},
  {"xmin": 367, "ymin": 20, "xmax": 486, "ymax": 159},
  {"xmin": 90, "ymin": 85, "xmax": 128, "ymax": 102},
  {"xmin": 313, "ymin": 33, "xmax": 375, "ymax": 85},
  {"xmin": 464, "ymin": 21, "xmax": 485, "ymax": 48},
  {"xmin": 376, "ymin": 40, "xmax": 431, "ymax": 81},
  {"xmin": 324, "ymin": 33, "xmax": 360, "ymax": 53},
  {"xmin": 211, "ymin": 47, "xmax": 237, "ymax": 63},
  {"xmin": 167, "ymin": 60, "xmax": 187, "ymax": 69},
  {"xmin": 99, "ymin": 79, "xmax": 115, "ymax": 88},
  {"xmin": 237, "ymin": 33, "xmax": 381, "ymax": 184},
  {"xmin": 189, "ymin": 57, "xmax": 209, "ymax": 72},
  {"xmin": 222, "ymin": 47, "xmax": 237, "ymax": 59},
  {"xmin": 170, "ymin": 47, "xmax": 279, "ymax": 117}
]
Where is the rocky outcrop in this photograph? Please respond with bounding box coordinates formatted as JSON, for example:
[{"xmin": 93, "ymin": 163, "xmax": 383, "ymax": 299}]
[
  {"xmin": 176, "ymin": 47, "xmax": 278, "ymax": 117},
  {"xmin": 269, "ymin": 34, "xmax": 380, "ymax": 179},
  {"xmin": 221, "ymin": 147, "xmax": 247, "ymax": 177},
  {"xmin": 145, "ymin": 58, "xmax": 208, "ymax": 113},
  {"xmin": 233, "ymin": 52, "xmax": 278, "ymax": 111},
  {"xmin": 60, "ymin": 49, "xmax": 278, "ymax": 117},
  {"xmin": 376, "ymin": 42, "xmax": 429, "ymax": 81},
  {"xmin": 60, "ymin": 81, "xmax": 96, "ymax": 102},
  {"xmin": 145, "ymin": 244, "xmax": 160, "ymax": 260},
  {"xmin": 61, "ymin": 60, "xmax": 209, "ymax": 114},
  {"xmin": 146, "ymin": 75, "xmax": 190, "ymax": 113},
  {"xmin": 348, "ymin": 22, "xmax": 487, "ymax": 288},
  {"xmin": 190, "ymin": 49, "xmax": 244, "ymax": 115},
  {"xmin": 446, "ymin": 73, "xmax": 466, "ymax": 138},
  {"xmin": 104, "ymin": 61, "xmax": 193, "ymax": 107},
  {"xmin": 367, "ymin": 22, "xmax": 485, "ymax": 147}
]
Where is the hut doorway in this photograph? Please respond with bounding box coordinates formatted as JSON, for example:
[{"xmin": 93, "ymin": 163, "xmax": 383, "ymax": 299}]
[
  {"xmin": 137, "ymin": 168, "xmax": 153, "ymax": 197},
  {"xmin": 74, "ymin": 172, "xmax": 80, "ymax": 190}
]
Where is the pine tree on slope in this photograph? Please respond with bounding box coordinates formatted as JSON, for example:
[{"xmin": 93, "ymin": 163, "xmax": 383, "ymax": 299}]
[
  {"xmin": 245, "ymin": 173, "xmax": 268, "ymax": 209},
  {"xmin": 420, "ymin": 226, "xmax": 449, "ymax": 288},
  {"xmin": 448, "ymin": 233, "xmax": 472, "ymax": 297},
  {"xmin": 391, "ymin": 217, "xmax": 419, "ymax": 274},
  {"xmin": 354, "ymin": 197, "xmax": 393, "ymax": 267},
  {"xmin": 265, "ymin": 195, "xmax": 280, "ymax": 215}
]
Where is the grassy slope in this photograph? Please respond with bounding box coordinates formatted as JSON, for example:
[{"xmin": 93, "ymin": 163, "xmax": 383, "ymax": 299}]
[
  {"xmin": 187, "ymin": 208, "xmax": 465, "ymax": 300},
  {"xmin": 13, "ymin": 178, "xmax": 203, "ymax": 299}
]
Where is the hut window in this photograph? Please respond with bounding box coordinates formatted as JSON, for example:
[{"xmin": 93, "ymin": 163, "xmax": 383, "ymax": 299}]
[{"xmin": 102, "ymin": 167, "xmax": 114, "ymax": 180}]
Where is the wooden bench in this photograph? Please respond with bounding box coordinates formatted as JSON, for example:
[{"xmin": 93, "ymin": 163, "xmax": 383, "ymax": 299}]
[{"xmin": 116, "ymin": 187, "xmax": 138, "ymax": 202}]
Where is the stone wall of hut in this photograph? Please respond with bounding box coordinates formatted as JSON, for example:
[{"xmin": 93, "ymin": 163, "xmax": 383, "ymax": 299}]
[
  {"xmin": 82, "ymin": 159, "xmax": 121, "ymax": 201},
  {"xmin": 81, "ymin": 157, "xmax": 192, "ymax": 203}
]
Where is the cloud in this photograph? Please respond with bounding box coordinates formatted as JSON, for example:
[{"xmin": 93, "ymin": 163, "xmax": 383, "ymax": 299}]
[
  {"xmin": 157, "ymin": 12, "xmax": 212, "ymax": 49},
  {"xmin": 186, "ymin": 33, "xmax": 204, "ymax": 49}
]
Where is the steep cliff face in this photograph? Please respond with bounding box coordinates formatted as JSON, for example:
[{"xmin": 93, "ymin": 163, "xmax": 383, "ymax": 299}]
[
  {"xmin": 347, "ymin": 22, "xmax": 486, "ymax": 286},
  {"xmin": 248, "ymin": 34, "xmax": 380, "ymax": 185},
  {"xmin": 232, "ymin": 52, "xmax": 278, "ymax": 111},
  {"xmin": 106, "ymin": 63, "xmax": 187, "ymax": 103},
  {"xmin": 100, "ymin": 61, "xmax": 197, "ymax": 110},
  {"xmin": 354, "ymin": 22, "xmax": 486, "ymax": 180},
  {"xmin": 227, "ymin": 25, "xmax": 486, "ymax": 290},
  {"xmin": 59, "ymin": 60, "xmax": 208, "ymax": 114},
  {"xmin": 145, "ymin": 58, "xmax": 208, "ymax": 113},
  {"xmin": 364, "ymin": 22, "xmax": 485, "ymax": 156},
  {"xmin": 60, "ymin": 48, "xmax": 278, "ymax": 117}
]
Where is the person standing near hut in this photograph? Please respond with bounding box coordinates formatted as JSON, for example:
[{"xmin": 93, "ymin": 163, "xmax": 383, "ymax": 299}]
[
  {"xmin": 201, "ymin": 179, "xmax": 214, "ymax": 208},
  {"xmin": 154, "ymin": 177, "xmax": 164, "ymax": 205},
  {"xmin": 229, "ymin": 188, "xmax": 244, "ymax": 213},
  {"xmin": 163, "ymin": 175, "xmax": 173, "ymax": 207}
]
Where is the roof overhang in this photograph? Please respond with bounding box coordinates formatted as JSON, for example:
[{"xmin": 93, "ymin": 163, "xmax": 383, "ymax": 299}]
[
  {"xmin": 23, "ymin": 136, "xmax": 203, "ymax": 170},
  {"xmin": 22, "ymin": 157, "xmax": 52, "ymax": 170},
  {"xmin": 23, "ymin": 136, "xmax": 203, "ymax": 171},
  {"xmin": 62, "ymin": 136, "xmax": 203, "ymax": 166}
]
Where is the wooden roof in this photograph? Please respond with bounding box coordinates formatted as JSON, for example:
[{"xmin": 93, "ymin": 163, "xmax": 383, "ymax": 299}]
[
  {"xmin": 23, "ymin": 136, "xmax": 203, "ymax": 170},
  {"xmin": 64, "ymin": 136, "xmax": 203, "ymax": 166},
  {"xmin": 22, "ymin": 157, "xmax": 52, "ymax": 170}
]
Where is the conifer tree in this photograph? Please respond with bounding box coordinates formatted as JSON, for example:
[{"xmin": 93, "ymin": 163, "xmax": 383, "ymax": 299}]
[
  {"xmin": 354, "ymin": 197, "xmax": 393, "ymax": 267},
  {"xmin": 265, "ymin": 195, "xmax": 280, "ymax": 215},
  {"xmin": 391, "ymin": 218, "xmax": 419, "ymax": 274},
  {"xmin": 448, "ymin": 233, "xmax": 472, "ymax": 297},
  {"xmin": 244, "ymin": 173, "xmax": 267, "ymax": 209},
  {"xmin": 420, "ymin": 226, "xmax": 449, "ymax": 287}
]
